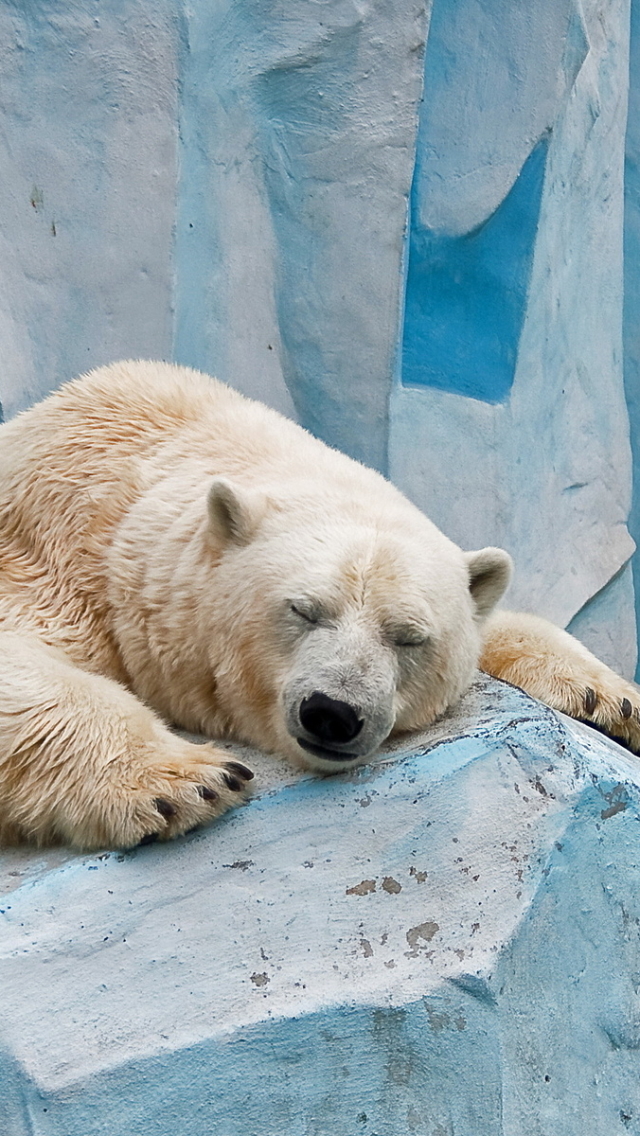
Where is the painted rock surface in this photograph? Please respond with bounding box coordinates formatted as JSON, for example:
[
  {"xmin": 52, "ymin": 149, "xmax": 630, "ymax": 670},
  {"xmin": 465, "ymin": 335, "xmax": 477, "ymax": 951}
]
[{"xmin": 1, "ymin": 675, "xmax": 639, "ymax": 1136}]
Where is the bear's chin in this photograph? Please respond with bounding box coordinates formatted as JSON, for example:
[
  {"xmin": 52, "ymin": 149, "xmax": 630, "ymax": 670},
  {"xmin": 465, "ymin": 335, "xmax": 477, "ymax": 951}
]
[{"xmin": 294, "ymin": 737, "xmax": 373, "ymax": 773}]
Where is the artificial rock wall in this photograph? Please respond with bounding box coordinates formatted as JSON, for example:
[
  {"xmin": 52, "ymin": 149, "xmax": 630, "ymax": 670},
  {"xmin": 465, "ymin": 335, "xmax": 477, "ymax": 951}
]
[{"xmin": 0, "ymin": 0, "xmax": 636, "ymax": 675}]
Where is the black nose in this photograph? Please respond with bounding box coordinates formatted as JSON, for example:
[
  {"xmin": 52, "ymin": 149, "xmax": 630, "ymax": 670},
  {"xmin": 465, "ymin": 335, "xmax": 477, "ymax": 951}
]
[{"xmin": 299, "ymin": 692, "xmax": 364, "ymax": 746}]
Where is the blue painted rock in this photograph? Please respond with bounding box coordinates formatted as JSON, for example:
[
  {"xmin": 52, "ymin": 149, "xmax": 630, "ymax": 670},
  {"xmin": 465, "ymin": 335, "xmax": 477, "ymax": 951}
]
[{"xmin": 0, "ymin": 675, "xmax": 638, "ymax": 1135}]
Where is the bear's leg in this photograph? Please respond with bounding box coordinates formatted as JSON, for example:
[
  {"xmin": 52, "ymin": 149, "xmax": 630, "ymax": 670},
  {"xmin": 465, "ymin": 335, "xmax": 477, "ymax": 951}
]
[
  {"xmin": 0, "ymin": 630, "xmax": 253, "ymax": 849},
  {"xmin": 480, "ymin": 610, "xmax": 640, "ymax": 752}
]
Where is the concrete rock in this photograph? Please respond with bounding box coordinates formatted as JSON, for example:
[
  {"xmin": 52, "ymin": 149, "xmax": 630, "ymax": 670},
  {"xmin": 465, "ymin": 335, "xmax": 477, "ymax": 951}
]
[{"xmin": 1, "ymin": 676, "xmax": 639, "ymax": 1135}]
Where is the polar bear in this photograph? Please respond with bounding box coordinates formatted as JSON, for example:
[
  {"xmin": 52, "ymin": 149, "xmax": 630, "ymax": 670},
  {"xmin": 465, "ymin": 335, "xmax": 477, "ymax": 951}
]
[{"xmin": 0, "ymin": 360, "xmax": 638, "ymax": 849}]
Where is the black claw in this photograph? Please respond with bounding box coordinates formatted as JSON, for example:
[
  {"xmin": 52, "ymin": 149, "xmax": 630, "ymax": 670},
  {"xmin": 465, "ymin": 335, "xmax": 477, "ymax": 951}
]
[
  {"xmin": 155, "ymin": 797, "xmax": 178, "ymax": 819},
  {"xmin": 224, "ymin": 761, "xmax": 255, "ymax": 782},
  {"xmin": 584, "ymin": 687, "xmax": 597, "ymax": 715},
  {"xmin": 138, "ymin": 832, "xmax": 159, "ymax": 846},
  {"xmin": 197, "ymin": 785, "xmax": 218, "ymax": 801},
  {"xmin": 621, "ymin": 698, "xmax": 633, "ymax": 720},
  {"xmin": 223, "ymin": 772, "xmax": 243, "ymax": 792}
]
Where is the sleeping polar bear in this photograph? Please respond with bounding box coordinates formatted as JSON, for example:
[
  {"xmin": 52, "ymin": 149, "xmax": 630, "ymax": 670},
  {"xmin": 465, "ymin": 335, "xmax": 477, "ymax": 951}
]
[{"xmin": 0, "ymin": 360, "xmax": 638, "ymax": 849}]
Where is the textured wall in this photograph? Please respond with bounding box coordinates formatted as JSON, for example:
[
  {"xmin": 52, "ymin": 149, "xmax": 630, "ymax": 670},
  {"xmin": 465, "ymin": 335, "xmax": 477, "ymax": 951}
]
[
  {"xmin": 0, "ymin": 0, "xmax": 636, "ymax": 669},
  {"xmin": 1, "ymin": 9, "xmax": 640, "ymax": 1127},
  {"xmin": 624, "ymin": 0, "xmax": 640, "ymax": 679},
  {"xmin": 173, "ymin": 0, "xmax": 427, "ymax": 465},
  {"xmin": 0, "ymin": 2, "xmax": 180, "ymax": 420},
  {"xmin": 391, "ymin": 0, "xmax": 635, "ymax": 676},
  {"xmin": 1, "ymin": 679, "xmax": 639, "ymax": 1135}
]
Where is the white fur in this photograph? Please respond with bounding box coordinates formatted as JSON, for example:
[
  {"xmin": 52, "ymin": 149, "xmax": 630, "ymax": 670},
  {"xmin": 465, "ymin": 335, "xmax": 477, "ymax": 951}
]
[{"xmin": 0, "ymin": 360, "xmax": 636, "ymax": 848}]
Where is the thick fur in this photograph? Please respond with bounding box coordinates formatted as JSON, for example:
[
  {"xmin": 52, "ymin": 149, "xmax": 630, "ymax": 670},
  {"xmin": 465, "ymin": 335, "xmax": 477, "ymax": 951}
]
[{"xmin": 0, "ymin": 361, "xmax": 637, "ymax": 849}]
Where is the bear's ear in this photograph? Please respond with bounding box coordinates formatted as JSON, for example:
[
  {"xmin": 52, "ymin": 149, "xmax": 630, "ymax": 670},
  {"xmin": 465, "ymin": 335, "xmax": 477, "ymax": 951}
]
[
  {"xmin": 207, "ymin": 478, "xmax": 265, "ymax": 546},
  {"xmin": 464, "ymin": 547, "xmax": 513, "ymax": 619}
]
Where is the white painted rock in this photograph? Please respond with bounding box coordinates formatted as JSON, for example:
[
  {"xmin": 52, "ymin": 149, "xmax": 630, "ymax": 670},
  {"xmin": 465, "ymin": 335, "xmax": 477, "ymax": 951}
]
[{"xmin": 1, "ymin": 675, "xmax": 639, "ymax": 1135}]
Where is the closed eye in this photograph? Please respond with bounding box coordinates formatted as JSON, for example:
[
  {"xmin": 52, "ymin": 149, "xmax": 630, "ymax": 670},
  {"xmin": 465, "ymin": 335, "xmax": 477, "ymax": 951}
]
[
  {"xmin": 291, "ymin": 603, "xmax": 319, "ymax": 625},
  {"xmin": 390, "ymin": 627, "xmax": 429, "ymax": 648}
]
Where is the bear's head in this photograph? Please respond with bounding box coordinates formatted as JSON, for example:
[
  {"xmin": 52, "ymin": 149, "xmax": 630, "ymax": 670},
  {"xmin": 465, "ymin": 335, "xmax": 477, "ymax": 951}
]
[{"xmin": 205, "ymin": 475, "xmax": 512, "ymax": 772}]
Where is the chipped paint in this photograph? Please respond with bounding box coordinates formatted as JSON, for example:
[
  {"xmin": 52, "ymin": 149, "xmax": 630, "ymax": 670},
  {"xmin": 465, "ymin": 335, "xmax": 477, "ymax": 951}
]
[
  {"xmin": 405, "ymin": 921, "xmax": 440, "ymax": 955},
  {"xmin": 346, "ymin": 879, "xmax": 377, "ymax": 897}
]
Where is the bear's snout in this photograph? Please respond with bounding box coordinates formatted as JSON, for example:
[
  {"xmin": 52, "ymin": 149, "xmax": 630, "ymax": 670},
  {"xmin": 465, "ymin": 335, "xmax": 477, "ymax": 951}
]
[{"xmin": 297, "ymin": 691, "xmax": 364, "ymax": 760}]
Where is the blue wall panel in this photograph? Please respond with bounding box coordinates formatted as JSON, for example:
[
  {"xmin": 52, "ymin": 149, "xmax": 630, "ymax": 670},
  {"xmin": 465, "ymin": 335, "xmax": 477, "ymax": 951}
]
[{"xmin": 403, "ymin": 136, "xmax": 549, "ymax": 401}]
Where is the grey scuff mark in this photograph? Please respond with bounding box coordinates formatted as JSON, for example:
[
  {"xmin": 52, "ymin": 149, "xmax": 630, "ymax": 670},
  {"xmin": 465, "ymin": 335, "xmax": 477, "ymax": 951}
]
[
  {"xmin": 423, "ymin": 1002, "xmax": 449, "ymax": 1032},
  {"xmin": 409, "ymin": 866, "xmax": 427, "ymax": 883},
  {"xmin": 346, "ymin": 878, "xmax": 376, "ymax": 896},
  {"xmin": 531, "ymin": 778, "xmax": 554, "ymax": 798},
  {"xmin": 407, "ymin": 1105, "xmax": 423, "ymax": 1132},
  {"xmin": 250, "ymin": 972, "xmax": 269, "ymax": 987},
  {"xmin": 382, "ymin": 876, "xmax": 402, "ymax": 894},
  {"xmin": 223, "ymin": 859, "xmax": 254, "ymax": 870},
  {"xmin": 598, "ymin": 783, "xmax": 629, "ymax": 820},
  {"xmin": 359, "ymin": 938, "xmax": 373, "ymax": 958},
  {"xmin": 601, "ymin": 801, "xmax": 628, "ymax": 820},
  {"xmin": 423, "ymin": 1001, "xmax": 468, "ymax": 1033},
  {"xmin": 30, "ymin": 185, "xmax": 44, "ymax": 212}
]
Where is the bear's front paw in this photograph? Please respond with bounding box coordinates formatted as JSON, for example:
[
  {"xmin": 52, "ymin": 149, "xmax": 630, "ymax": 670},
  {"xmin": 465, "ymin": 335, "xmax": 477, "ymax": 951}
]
[
  {"xmin": 60, "ymin": 749, "xmax": 255, "ymax": 851},
  {"xmin": 126, "ymin": 755, "xmax": 255, "ymax": 849}
]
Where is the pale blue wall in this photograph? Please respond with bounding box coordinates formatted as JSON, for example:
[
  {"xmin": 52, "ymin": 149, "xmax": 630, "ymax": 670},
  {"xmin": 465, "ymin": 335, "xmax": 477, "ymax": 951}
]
[
  {"xmin": 0, "ymin": 0, "xmax": 638, "ymax": 677},
  {"xmin": 0, "ymin": 1, "xmax": 180, "ymax": 420},
  {"xmin": 173, "ymin": 0, "xmax": 425, "ymax": 466}
]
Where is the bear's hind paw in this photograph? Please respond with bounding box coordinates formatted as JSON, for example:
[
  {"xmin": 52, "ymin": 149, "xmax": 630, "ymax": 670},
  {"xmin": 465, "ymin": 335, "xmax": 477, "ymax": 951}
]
[
  {"xmin": 571, "ymin": 682, "xmax": 640, "ymax": 755},
  {"xmin": 481, "ymin": 611, "xmax": 640, "ymax": 756}
]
